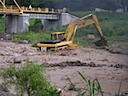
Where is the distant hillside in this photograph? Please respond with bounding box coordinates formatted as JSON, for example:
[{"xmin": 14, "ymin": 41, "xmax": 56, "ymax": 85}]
[
  {"xmin": 52, "ymin": 0, "xmax": 122, "ymax": 11},
  {"xmin": 5, "ymin": 0, "xmax": 127, "ymax": 12}
]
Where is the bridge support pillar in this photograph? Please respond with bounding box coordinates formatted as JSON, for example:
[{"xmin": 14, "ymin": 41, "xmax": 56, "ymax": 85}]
[{"xmin": 5, "ymin": 14, "xmax": 29, "ymax": 33}]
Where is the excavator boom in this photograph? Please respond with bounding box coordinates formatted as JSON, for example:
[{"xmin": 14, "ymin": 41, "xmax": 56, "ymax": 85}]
[{"xmin": 63, "ymin": 14, "xmax": 104, "ymax": 41}]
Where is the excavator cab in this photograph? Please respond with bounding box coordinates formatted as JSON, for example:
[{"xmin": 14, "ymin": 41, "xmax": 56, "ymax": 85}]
[{"xmin": 51, "ymin": 32, "xmax": 65, "ymax": 40}]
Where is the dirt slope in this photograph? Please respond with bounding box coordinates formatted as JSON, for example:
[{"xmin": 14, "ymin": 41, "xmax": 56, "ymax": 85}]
[{"xmin": 0, "ymin": 40, "xmax": 128, "ymax": 95}]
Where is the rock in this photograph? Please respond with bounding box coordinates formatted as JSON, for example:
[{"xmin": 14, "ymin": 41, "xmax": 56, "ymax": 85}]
[
  {"xmin": 88, "ymin": 62, "xmax": 96, "ymax": 67},
  {"xmin": 21, "ymin": 40, "xmax": 29, "ymax": 44},
  {"xmin": 87, "ymin": 34, "xmax": 95, "ymax": 40},
  {"xmin": 1, "ymin": 38, "xmax": 4, "ymax": 41}
]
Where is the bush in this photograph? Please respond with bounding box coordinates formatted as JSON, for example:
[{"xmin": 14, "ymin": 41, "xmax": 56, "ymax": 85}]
[{"xmin": 0, "ymin": 64, "xmax": 60, "ymax": 96}]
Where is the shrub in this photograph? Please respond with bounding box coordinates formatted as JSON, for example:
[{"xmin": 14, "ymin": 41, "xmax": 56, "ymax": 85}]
[{"xmin": 0, "ymin": 64, "xmax": 60, "ymax": 96}]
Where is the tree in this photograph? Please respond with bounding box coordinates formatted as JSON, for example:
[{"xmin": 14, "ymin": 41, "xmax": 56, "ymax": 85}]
[
  {"xmin": 5, "ymin": 0, "xmax": 123, "ymax": 11},
  {"xmin": 97, "ymin": 0, "xmax": 121, "ymax": 11},
  {"xmin": 5, "ymin": 0, "xmax": 52, "ymax": 8},
  {"xmin": 121, "ymin": 0, "xmax": 128, "ymax": 12},
  {"xmin": 5, "ymin": 0, "xmax": 31, "ymax": 6}
]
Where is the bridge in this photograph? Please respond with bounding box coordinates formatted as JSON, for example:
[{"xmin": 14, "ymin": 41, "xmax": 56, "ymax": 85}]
[
  {"xmin": 0, "ymin": 0, "xmax": 78, "ymax": 33},
  {"xmin": 0, "ymin": 0, "xmax": 57, "ymax": 14}
]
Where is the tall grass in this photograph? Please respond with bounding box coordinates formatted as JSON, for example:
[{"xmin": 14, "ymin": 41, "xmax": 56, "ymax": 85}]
[
  {"xmin": 0, "ymin": 16, "xmax": 4, "ymax": 33},
  {"xmin": 12, "ymin": 31, "xmax": 51, "ymax": 46}
]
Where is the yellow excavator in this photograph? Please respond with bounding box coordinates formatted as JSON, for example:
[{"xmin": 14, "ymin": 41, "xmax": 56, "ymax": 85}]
[{"xmin": 37, "ymin": 14, "xmax": 107, "ymax": 51}]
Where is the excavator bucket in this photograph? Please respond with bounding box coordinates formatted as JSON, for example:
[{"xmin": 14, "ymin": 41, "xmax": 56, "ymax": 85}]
[{"xmin": 94, "ymin": 38, "xmax": 107, "ymax": 47}]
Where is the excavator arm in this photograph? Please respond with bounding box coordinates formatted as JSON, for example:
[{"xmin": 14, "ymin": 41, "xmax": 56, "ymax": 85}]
[
  {"xmin": 62, "ymin": 14, "xmax": 106, "ymax": 44},
  {"xmin": 62, "ymin": 14, "xmax": 107, "ymax": 47}
]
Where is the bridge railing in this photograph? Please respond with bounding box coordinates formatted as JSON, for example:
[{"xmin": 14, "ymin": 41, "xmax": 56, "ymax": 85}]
[
  {"xmin": 21, "ymin": 6, "xmax": 55, "ymax": 13},
  {"xmin": 0, "ymin": 5, "xmax": 56, "ymax": 14},
  {"xmin": 0, "ymin": 6, "xmax": 19, "ymax": 13}
]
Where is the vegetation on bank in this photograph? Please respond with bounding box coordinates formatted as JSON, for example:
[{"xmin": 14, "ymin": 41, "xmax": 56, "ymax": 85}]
[
  {"xmin": 0, "ymin": 63, "xmax": 61, "ymax": 96},
  {"xmin": 0, "ymin": 12, "xmax": 128, "ymax": 47},
  {"xmin": 12, "ymin": 31, "xmax": 51, "ymax": 46}
]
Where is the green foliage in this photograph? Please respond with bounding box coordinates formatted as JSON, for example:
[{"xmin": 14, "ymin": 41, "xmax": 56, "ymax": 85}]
[
  {"xmin": 53, "ymin": 0, "xmax": 122, "ymax": 11},
  {"xmin": 0, "ymin": 64, "xmax": 60, "ymax": 96},
  {"xmin": 12, "ymin": 31, "xmax": 51, "ymax": 46},
  {"xmin": 98, "ymin": 0, "xmax": 122, "ymax": 11},
  {"xmin": 29, "ymin": 19, "xmax": 42, "ymax": 26},
  {"xmin": 5, "ymin": 0, "xmax": 31, "ymax": 6},
  {"xmin": 0, "ymin": 16, "xmax": 4, "ymax": 33},
  {"xmin": 30, "ymin": 0, "xmax": 43, "ymax": 7},
  {"xmin": 5, "ymin": 0, "xmax": 53, "ymax": 7},
  {"xmin": 67, "ymin": 72, "xmax": 103, "ymax": 96},
  {"xmin": 29, "ymin": 19, "xmax": 43, "ymax": 32}
]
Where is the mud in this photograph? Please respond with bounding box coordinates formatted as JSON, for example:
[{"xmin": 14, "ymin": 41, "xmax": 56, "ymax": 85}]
[
  {"xmin": 107, "ymin": 42, "xmax": 128, "ymax": 55},
  {"xmin": 0, "ymin": 40, "xmax": 128, "ymax": 96}
]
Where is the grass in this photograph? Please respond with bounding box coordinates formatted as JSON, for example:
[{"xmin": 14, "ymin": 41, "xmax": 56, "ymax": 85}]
[
  {"xmin": 0, "ymin": 16, "xmax": 4, "ymax": 33},
  {"xmin": 12, "ymin": 31, "xmax": 51, "ymax": 46}
]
